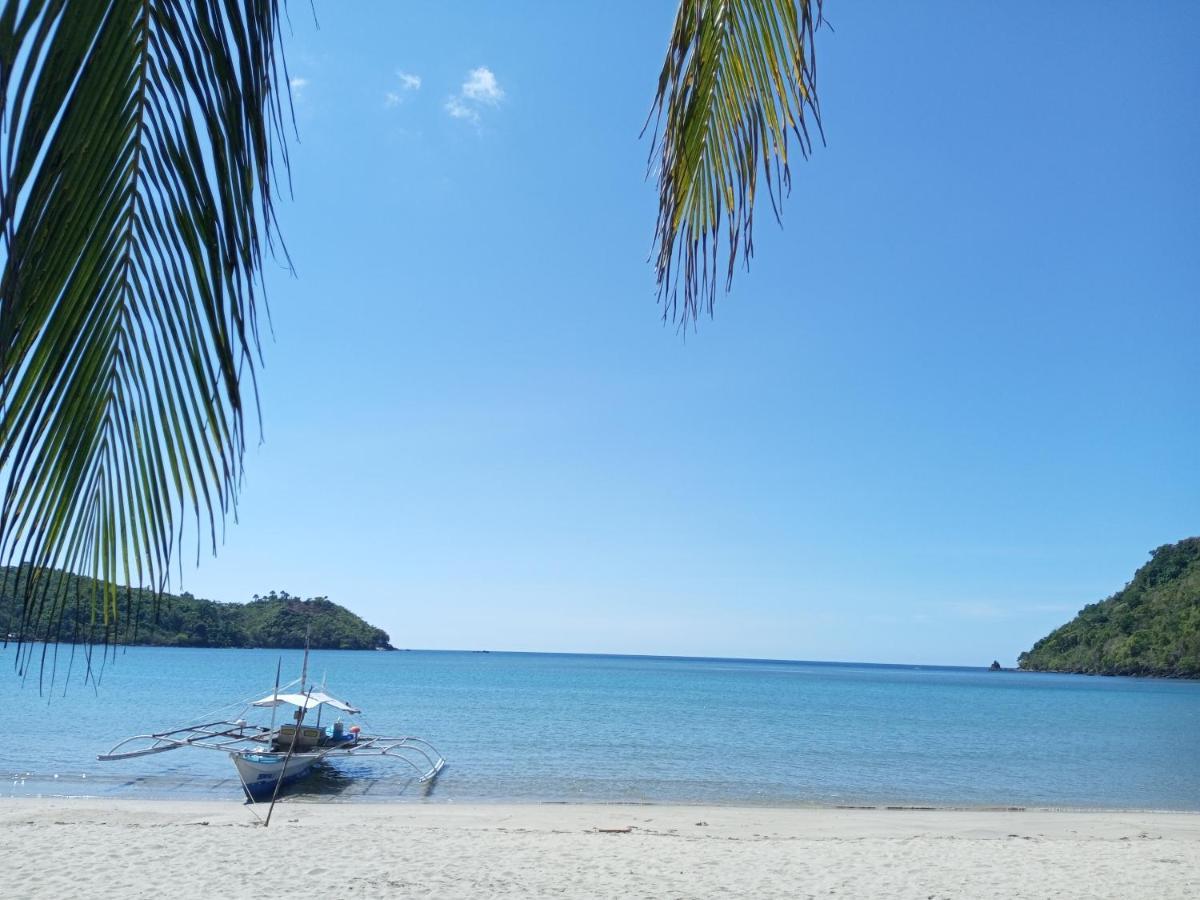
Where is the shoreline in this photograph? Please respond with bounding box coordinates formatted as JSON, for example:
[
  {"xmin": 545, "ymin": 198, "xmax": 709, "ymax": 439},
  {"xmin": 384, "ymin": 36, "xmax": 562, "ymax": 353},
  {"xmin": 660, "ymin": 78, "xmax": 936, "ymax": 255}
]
[
  {"xmin": 3, "ymin": 798, "xmax": 1197, "ymax": 898},
  {"xmin": 8, "ymin": 788, "xmax": 1200, "ymax": 816},
  {"xmin": 8, "ymin": 772, "xmax": 1200, "ymax": 815}
]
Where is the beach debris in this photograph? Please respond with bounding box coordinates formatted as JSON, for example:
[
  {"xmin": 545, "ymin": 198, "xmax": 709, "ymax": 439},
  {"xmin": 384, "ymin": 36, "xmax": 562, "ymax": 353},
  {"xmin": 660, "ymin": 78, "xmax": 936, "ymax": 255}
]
[{"xmin": 695, "ymin": 821, "xmax": 708, "ymax": 827}]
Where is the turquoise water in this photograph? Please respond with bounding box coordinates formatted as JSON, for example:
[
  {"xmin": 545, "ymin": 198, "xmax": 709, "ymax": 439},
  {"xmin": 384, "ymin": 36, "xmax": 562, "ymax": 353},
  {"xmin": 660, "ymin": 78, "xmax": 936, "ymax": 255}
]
[{"xmin": 2, "ymin": 646, "xmax": 1198, "ymax": 809}]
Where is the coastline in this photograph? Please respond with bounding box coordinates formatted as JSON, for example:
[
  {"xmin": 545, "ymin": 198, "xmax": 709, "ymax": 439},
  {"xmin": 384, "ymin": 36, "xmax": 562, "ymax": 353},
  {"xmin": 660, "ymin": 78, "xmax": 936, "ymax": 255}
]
[
  {"xmin": 3, "ymin": 798, "xmax": 1197, "ymax": 898},
  {"xmin": 10, "ymin": 778, "xmax": 1200, "ymax": 815}
]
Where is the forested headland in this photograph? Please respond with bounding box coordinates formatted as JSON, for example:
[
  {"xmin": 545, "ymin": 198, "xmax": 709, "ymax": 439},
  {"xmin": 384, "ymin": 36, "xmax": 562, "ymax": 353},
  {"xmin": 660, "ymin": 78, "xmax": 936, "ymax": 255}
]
[
  {"xmin": 1018, "ymin": 538, "xmax": 1200, "ymax": 678},
  {"xmin": 0, "ymin": 567, "xmax": 393, "ymax": 651}
]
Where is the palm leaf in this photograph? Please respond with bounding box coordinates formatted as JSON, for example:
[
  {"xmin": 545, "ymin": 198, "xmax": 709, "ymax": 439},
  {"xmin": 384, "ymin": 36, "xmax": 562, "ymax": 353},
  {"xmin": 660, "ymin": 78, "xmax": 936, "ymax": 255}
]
[
  {"xmin": 0, "ymin": 0, "xmax": 289, "ymax": 679},
  {"xmin": 647, "ymin": 0, "xmax": 823, "ymax": 323}
]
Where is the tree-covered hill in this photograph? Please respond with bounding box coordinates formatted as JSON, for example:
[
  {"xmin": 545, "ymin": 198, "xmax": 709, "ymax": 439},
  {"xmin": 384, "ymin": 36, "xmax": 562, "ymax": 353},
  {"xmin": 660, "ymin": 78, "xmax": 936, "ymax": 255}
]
[
  {"xmin": 1018, "ymin": 539, "xmax": 1200, "ymax": 677},
  {"xmin": 0, "ymin": 567, "xmax": 393, "ymax": 651}
]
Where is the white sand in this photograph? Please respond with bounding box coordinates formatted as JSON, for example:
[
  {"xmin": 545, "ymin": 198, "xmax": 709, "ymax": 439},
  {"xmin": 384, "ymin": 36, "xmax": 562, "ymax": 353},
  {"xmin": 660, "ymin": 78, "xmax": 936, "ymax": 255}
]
[{"xmin": 2, "ymin": 799, "xmax": 1197, "ymax": 899}]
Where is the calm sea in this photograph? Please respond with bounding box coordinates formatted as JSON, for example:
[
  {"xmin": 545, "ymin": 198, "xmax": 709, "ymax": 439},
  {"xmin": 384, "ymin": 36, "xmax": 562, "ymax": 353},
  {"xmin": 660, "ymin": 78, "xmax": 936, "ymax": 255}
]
[{"xmin": 1, "ymin": 647, "xmax": 1197, "ymax": 810}]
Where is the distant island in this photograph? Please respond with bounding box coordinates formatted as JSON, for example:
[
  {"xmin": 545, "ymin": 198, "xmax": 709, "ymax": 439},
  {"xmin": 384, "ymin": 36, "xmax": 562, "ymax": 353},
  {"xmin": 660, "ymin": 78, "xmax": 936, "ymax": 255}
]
[
  {"xmin": 0, "ymin": 566, "xmax": 393, "ymax": 651},
  {"xmin": 1018, "ymin": 538, "xmax": 1200, "ymax": 678}
]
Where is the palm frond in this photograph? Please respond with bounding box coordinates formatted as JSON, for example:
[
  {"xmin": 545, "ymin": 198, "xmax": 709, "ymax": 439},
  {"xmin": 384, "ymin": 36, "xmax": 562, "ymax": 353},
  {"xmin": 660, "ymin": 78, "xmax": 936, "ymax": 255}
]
[
  {"xmin": 647, "ymin": 0, "xmax": 823, "ymax": 323},
  {"xmin": 0, "ymin": 0, "xmax": 289, "ymax": 678}
]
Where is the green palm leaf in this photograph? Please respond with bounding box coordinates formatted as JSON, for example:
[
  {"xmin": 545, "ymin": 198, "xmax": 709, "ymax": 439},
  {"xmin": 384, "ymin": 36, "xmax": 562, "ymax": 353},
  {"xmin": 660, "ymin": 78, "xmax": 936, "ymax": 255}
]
[
  {"xmin": 648, "ymin": 0, "xmax": 823, "ymax": 323},
  {"xmin": 0, "ymin": 0, "xmax": 288, "ymax": 672}
]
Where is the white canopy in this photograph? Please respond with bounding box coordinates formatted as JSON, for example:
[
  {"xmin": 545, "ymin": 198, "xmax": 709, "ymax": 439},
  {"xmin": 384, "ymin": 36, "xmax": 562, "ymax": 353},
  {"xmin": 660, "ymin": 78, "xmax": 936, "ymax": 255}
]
[{"xmin": 252, "ymin": 691, "xmax": 361, "ymax": 714}]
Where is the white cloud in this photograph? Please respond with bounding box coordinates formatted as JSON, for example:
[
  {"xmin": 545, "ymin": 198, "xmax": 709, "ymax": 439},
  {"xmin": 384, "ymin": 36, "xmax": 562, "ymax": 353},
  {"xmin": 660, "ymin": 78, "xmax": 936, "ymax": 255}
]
[
  {"xmin": 444, "ymin": 95, "xmax": 478, "ymax": 124},
  {"xmin": 461, "ymin": 66, "xmax": 503, "ymax": 105},
  {"xmin": 384, "ymin": 70, "xmax": 422, "ymax": 109},
  {"xmin": 445, "ymin": 66, "xmax": 504, "ymax": 126},
  {"xmin": 289, "ymin": 76, "xmax": 309, "ymax": 99}
]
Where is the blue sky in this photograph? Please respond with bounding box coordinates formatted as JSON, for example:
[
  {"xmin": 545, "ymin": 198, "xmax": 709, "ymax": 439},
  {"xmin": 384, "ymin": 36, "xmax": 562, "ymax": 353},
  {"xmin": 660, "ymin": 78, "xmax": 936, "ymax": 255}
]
[{"xmin": 181, "ymin": 2, "xmax": 1198, "ymax": 666}]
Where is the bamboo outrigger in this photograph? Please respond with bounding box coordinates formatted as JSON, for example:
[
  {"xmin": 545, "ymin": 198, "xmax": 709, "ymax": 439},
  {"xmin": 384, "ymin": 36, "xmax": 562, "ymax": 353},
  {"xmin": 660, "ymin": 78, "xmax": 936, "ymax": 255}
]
[{"xmin": 99, "ymin": 648, "xmax": 445, "ymax": 803}]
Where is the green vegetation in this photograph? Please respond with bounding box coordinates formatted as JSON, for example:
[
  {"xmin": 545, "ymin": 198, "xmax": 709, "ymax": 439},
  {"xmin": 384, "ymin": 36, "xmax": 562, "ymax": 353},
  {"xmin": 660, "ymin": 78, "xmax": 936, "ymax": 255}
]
[
  {"xmin": 1018, "ymin": 538, "xmax": 1200, "ymax": 678},
  {"xmin": 0, "ymin": 567, "xmax": 392, "ymax": 651}
]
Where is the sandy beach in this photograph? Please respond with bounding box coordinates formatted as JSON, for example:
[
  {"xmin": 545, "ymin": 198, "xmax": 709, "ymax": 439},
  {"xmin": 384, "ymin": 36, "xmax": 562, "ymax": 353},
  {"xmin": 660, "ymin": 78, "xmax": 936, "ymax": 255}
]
[{"xmin": 1, "ymin": 799, "xmax": 1196, "ymax": 899}]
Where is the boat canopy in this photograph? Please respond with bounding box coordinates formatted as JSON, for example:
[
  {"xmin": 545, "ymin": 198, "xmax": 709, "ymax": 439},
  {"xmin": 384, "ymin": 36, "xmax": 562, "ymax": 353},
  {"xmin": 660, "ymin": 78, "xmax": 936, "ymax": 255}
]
[{"xmin": 251, "ymin": 691, "xmax": 361, "ymax": 714}]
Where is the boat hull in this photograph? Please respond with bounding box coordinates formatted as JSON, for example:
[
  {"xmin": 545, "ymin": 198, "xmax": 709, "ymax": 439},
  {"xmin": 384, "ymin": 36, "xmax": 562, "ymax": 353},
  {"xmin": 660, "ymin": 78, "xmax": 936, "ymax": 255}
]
[{"xmin": 231, "ymin": 751, "xmax": 321, "ymax": 802}]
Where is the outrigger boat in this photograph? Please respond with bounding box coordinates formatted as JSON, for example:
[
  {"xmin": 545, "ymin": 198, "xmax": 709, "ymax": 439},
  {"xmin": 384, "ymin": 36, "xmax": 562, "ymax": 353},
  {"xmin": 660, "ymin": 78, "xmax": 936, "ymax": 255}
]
[{"xmin": 99, "ymin": 649, "xmax": 445, "ymax": 802}]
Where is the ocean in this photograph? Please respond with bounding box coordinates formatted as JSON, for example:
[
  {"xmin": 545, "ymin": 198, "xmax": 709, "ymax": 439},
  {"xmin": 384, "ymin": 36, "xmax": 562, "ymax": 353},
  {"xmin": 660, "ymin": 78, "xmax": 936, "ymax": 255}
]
[{"xmin": 2, "ymin": 646, "xmax": 1197, "ymax": 810}]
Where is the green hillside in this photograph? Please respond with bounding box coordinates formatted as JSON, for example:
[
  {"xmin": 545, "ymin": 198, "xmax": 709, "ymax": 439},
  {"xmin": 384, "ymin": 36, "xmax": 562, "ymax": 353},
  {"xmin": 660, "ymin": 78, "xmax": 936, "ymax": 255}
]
[
  {"xmin": 1018, "ymin": 539, "xmax": 1200, "ymax": 677},
  {"xmin": 0, "ymin": 567, "xmax": 393, "ymax": 651}
]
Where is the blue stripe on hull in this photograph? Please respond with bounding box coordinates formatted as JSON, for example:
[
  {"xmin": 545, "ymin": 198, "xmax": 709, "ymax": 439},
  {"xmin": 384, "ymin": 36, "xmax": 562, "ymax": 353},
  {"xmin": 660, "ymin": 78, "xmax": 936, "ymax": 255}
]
[
  {"xmin": 242, "ymin": 767, "xmax": 310, "ymax": 802},
  {"xmin": 233, "ymin": 753, "xmax": 319, "ymax": 802}
]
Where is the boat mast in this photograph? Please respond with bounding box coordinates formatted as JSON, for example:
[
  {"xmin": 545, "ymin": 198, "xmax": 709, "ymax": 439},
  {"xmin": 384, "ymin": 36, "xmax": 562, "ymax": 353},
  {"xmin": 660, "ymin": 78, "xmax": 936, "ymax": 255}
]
[
  {"xmin": 268, "ymin": 657, "xmax": 281, "ymax": 735},
  {"xmin": 300, "ymin": 628, "xmax": 310, "ymax": 690}
]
